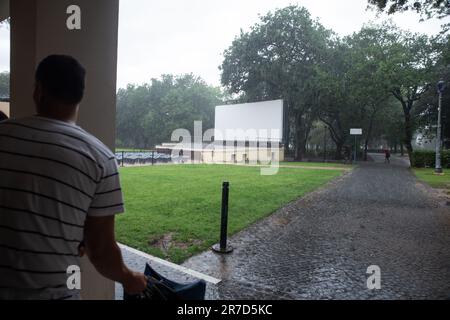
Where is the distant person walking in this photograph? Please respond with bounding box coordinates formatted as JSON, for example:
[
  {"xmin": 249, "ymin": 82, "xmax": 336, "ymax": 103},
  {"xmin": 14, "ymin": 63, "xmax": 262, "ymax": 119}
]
[
  {"xmin": 384, "ymin": 149, "xmax": 391, "ymax": 164},
  {"xmin": 0, "ymin": 55, "xmax": 147, "ymax": 300}
]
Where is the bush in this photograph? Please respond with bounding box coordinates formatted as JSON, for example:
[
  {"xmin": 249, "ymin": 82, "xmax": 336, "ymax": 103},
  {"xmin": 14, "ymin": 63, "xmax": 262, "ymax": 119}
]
[{"xmin": 411, "ymin": 150, "xmax": 450, "ymax": 168}]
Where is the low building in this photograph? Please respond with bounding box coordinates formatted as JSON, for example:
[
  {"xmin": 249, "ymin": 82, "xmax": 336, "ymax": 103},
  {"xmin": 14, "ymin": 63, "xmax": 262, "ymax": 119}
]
[
  {"xmin": 156, "ymin": 142, "xmax": 285, "ymax": 164},
  {"xmin": 156, "ymin": 99, "xmax": 286, "ymax": 164}
]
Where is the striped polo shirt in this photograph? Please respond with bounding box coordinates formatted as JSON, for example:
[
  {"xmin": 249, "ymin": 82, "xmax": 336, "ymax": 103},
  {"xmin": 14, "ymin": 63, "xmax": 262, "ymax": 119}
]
[{"xmin": 0, "ymin": 116, "xmax": 124, "ymax": 300}]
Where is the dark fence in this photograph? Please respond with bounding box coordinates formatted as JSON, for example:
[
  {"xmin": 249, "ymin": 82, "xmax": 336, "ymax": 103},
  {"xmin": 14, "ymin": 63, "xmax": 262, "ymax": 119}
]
[{"xmin": 115, "ymin": 151, "xmax": 190, "ymax": 167}]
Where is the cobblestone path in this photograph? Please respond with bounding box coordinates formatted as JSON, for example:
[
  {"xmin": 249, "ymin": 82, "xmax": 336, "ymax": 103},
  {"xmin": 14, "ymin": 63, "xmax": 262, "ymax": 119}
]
[{"xmin": 181, "ymin": 154, "xmax": 450, "ymax": 299}]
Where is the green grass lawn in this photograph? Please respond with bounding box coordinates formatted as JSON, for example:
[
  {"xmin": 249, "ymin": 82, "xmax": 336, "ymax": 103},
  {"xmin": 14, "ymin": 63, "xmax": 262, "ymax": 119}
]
[
  {"xmin": 413, "ymin": 168, "xmax": 450, "ymax": 190},
  {"xmin": 280, "ymin": 162, "xmax": 353, "ymax": 169},
  {"xmin": 116, "ymin": 164, "xmax": 345, "ymax": 263}
]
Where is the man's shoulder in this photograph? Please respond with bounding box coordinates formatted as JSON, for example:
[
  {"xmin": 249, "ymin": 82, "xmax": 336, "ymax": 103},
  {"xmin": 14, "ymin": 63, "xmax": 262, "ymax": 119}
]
[
  {"xmin": 3, "ymin": 116, "xmax": 116, "ymax": 161},
  {"xmin": 62, "ymin": 122, "xmax": 117, "ymax": 161},
  {"xmin": 79, "ymin": 130, "xmax": 116, "ymax": 160}
]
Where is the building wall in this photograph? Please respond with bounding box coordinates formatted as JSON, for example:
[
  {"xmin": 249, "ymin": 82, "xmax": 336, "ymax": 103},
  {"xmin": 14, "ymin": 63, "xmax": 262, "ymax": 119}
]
[
  {"xmin": 10, "ymin": 0, "xmax": 119, "ymax": 300},
  {"xmin": 160, "ymin": 146, "xmax": 286, "ymax": 164},
  {"xmin": 10, "ymin": 0, "xmax": 118, "ymax": 148},
  {"xmin": 0, "ymin": 102, "xmax": 9, "ymax": 117},
  {"xmin": 201, "ymin": 147, "xmax": 285, "ymax": 164}
]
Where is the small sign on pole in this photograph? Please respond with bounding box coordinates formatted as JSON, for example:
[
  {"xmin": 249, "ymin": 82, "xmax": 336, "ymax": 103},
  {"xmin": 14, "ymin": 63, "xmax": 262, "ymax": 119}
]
[{"xmin": 350, "ymin": 128, "xmax": 363, "ymax": 136}]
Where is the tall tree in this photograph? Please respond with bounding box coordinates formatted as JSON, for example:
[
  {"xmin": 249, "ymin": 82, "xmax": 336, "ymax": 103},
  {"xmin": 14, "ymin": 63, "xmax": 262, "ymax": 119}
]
[
  {"xmin": 317, "ymin": 41, "xmax": 356, "ymax": 159},
  {"xmin": 116, "ymin": 74, "xmax": 222, "ymax": 149},
  {"xmin": 382, "ymin": 27, "xmax": 439, "ymax": 157},
  {"xmin": 345, "ymin": 26, "xmax": 396, "ymax": 160},
  {"xmin": 317, "ymin": 26, "xmax": 394, "ymax": 160},
  {"xmin": 220, "ymin": 5, "xmax": 332, "ymax": 160}
]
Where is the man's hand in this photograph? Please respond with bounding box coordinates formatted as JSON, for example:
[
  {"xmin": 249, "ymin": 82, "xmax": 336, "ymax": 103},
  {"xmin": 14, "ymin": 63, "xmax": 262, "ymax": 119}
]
[
  {"xmin": 78, "ymin": 241, "xmax": 86, "ymax": 257},
  {"xmin": 122, "ymin": 271, "xmax": 148, "ymax": 295},
  {"xmin": 84, "ymin": 215, "xmax": 147, "ymax": 295}
]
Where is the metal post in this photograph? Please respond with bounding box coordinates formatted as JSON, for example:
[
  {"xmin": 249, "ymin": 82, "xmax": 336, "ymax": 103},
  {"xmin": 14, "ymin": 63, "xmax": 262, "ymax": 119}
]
[
  {"xmin": 323, "ymin": 126, "xmax": 327, "ymax": 162},
  {"xmin": 212, "ymin": 182, "xmax": 233, "ymax": 254},
  {"xmin": 436, "ymin": 90, "xmax": 443, "ymax": 174},
  {"xmin": 151, "ymin": 151, "xmax": 155, "ymax": 166},
  {"xmin": 121, "ymin": 151, "xmax": 124, "ymax": 167},
  {"xmin": 354, "ymin": 135, "xmax": 357, "ymax": 164}
]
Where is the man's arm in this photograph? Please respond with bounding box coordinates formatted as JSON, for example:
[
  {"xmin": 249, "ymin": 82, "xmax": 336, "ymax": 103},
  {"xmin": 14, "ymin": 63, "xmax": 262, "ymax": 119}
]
[{"xmin": 83, "ymin": 215, "xmax": 147, "ymax": 295}]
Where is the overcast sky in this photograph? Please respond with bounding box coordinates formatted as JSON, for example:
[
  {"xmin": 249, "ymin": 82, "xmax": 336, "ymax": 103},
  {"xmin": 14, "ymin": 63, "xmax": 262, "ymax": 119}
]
[{"xmin": 0, "ymin": 0, "xmax": 447, "ymax": 89}]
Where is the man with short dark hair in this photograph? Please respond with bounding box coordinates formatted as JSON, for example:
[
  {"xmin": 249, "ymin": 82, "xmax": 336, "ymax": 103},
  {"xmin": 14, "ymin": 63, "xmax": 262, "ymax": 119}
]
[{"xmin": 0, "ymin": 55, "xmax": 147, "ymax": 300}]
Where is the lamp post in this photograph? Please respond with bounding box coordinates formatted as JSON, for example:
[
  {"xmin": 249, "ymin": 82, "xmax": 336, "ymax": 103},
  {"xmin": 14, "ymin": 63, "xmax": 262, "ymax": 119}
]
[
  {"xmin": 323, "ymin": 126, "xmax": 327, "ymax": 162},
  {"xmin": 350, "ymin": 129, "xmax": 363, "ymax": 164},
  {"xmin": 435, "ymin": 80, "xmax": 445, "ymax": 174}
]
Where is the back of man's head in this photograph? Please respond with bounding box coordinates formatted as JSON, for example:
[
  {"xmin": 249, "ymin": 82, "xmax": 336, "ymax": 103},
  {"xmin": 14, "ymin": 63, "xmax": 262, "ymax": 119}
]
[{"xmin": 35, "ymin": 55, "xmax": 86, "ymax": 107}]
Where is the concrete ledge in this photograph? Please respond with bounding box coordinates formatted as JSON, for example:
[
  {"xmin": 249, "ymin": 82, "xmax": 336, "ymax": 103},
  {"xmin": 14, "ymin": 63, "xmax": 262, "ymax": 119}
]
[{"xmin": 118, "ymin": 243, "xmax": 221, "ymax": 285}]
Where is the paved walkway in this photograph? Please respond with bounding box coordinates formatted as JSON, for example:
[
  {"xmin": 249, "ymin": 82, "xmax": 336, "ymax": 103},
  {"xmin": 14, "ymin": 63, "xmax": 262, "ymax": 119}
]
[
  {"xmin": 116, "ymin": 244, "xmax": 220, "ymax": 300},
  {"xmin": 181, "ymin": 154, "xmax": 450, "ymax": 299}
]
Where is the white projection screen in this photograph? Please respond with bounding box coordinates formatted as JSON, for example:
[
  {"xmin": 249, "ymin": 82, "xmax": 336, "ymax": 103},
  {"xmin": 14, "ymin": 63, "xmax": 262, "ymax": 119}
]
[{"xmin": 214, "ymin": 99, "xmax": 284, "ymax": 142}]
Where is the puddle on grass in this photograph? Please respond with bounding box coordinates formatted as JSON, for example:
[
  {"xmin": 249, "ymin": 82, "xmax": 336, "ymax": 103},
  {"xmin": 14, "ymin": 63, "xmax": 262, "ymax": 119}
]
[{"xmin": 148, "ymin": 232, "xmax": 203, "ymax": 258}]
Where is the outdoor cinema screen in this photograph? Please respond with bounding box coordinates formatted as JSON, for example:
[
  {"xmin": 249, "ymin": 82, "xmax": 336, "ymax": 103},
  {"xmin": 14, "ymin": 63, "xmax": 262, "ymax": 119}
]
[{"xmin": 214, "ymin": 99, "xmax": 284, "ymax": 142}]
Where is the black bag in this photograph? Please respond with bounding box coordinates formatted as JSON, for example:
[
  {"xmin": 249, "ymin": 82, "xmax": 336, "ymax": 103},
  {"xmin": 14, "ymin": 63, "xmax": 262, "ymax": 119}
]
[{"xmin": 123, "ymin": 263, "xmax": 206, "ymax": 301}]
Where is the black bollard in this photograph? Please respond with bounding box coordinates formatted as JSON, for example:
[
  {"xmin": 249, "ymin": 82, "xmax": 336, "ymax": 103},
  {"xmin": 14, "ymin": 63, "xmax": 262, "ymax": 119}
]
[{"xmin": 212, "ymin": 182, "xmax": 233, "ymax": 254}]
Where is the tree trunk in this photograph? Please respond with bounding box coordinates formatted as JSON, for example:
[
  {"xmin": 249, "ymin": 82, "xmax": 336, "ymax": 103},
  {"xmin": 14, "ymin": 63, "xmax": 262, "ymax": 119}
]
[
  {"xmin": 364, "ymin": 140, "xmax": 369, "ymax": 161},
  {"xmin": 364, "ymin": 110, "xmax": 376, "ymax": 162},
  {"xmin": 294, "ymin": 125, "xmax": 304, "ymax": 161},
  {"xmin": 295, "ymin": 140, "xmax": 307, "ymax": 161},
  {"xmin": 335, "ymin": 142, "xmax": 344, "ymax": 160},
  {"xmin": 322, "ymin": 120, "xmax": 344, "ymax": 161},
  {"xmin": 403, "ymin": 112, "xmax": 414, "ymax": 161},
  {"xmin": 294, "ymin": 113, "xmax": 311, "ymax": 161}
]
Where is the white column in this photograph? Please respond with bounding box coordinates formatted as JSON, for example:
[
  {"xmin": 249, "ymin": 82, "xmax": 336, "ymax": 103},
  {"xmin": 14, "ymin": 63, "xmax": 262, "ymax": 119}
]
[{"xmin": 10, "ymin": 0, "xmax": 120, "ymax": 300}]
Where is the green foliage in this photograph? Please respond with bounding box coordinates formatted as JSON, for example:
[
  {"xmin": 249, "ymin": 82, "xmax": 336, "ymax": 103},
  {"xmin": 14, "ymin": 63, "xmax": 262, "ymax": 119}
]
[
  {"xmin": 318, "ymin": 24, "xmax": 401, "ymax": 158},
  {"xmin": 220, "ymin": 5, "xmax": 446, "ymax": 161},
  {"xmin": 116, "ymin": 74, "xmax": 223, "ymax": 149},
  {"xmin": 220, "ymin": 5, "xmax": 332, "ymax": 159},
  {"xmin": 414, "ymin": 35, "xmax": 450, "ymax": 148},
  {"xmin": 313, "ymin": 20, "xmax": 443, "ymax": 158},
  {"xmin": 368, "ymin": 0, "xmax": 450, "ymax": 34},
  {"xmin": 411, "ymin": 150, "xmax": 450, "ymax": 167},
  {"xmin": 116, "ymin": 164, "xmax": 344, "ymax": 263},
  {"xmin": 368, "ymin": 0, "xmax": 450, "ymax": 18},
  {"xmin": 374, "ymin": 24, "xmax": 439, "ymax": 155}
]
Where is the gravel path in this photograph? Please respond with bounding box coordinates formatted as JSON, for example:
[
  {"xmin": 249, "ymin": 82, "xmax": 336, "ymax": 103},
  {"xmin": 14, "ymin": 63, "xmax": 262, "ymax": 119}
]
[{"xmin": 181, "ymin": 153, "xmax": 450, "ymax": 299}]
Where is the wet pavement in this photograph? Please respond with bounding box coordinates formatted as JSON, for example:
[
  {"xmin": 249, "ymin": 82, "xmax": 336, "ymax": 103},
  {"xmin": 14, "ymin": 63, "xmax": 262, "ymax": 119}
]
[
  {"xmin": 180, "ymin": 154, "xmax": 450, "ymax": 299},
  {"xmin": 116, "ymin": 244, "xmax": 220, "ymax": 300}
]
